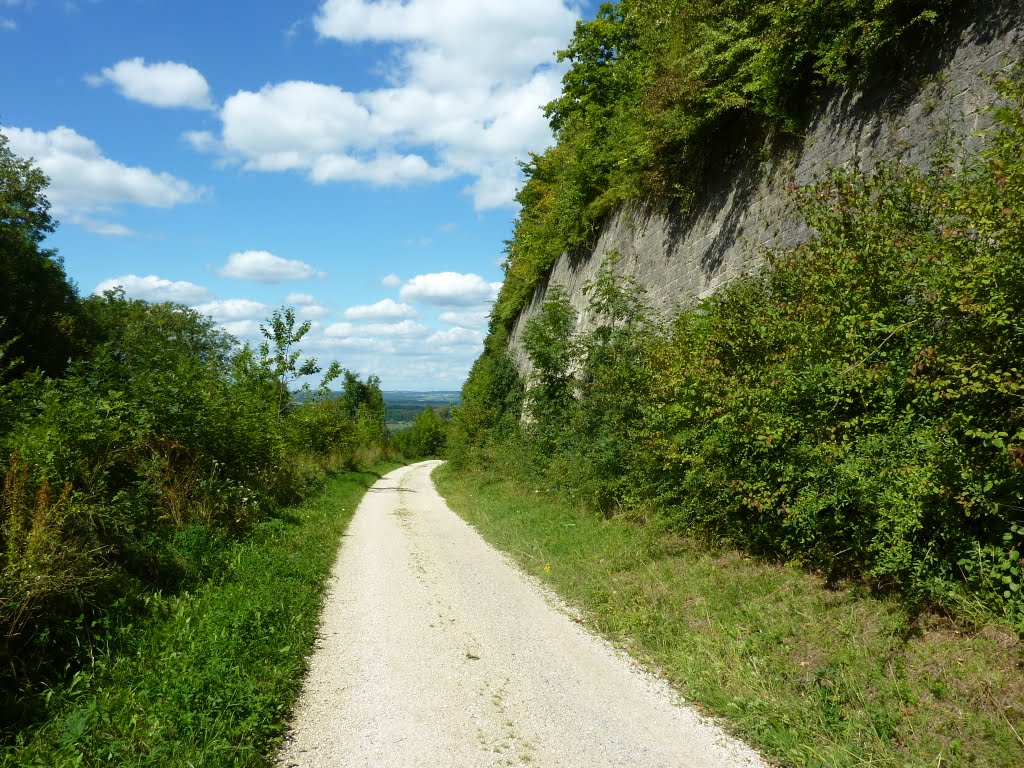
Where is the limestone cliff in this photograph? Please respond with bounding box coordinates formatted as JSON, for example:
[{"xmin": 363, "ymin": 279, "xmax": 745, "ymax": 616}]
[{"xmin": 507, "ymin": 2, "xmax": 1023, "ymax": 377}]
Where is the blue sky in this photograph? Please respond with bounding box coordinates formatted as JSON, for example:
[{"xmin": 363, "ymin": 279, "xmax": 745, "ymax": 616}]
[{"xmin": 1, "ymin": 0, "xmax": 596, "ymax": 390}]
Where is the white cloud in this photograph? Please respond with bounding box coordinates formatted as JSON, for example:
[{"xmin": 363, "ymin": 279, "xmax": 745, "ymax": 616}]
[
  {"xmin": 324, "ymin": 322, "xmax": 355, "ymax": 338},
  {"xmin": 427, "ymin": 326, "xmax": 485, "ymax": 347},
  {"xmin": 343, "ymin": 298, "xmax": 416, "ymax": 321},
  {"xmin": 183, "ymin": 130, "xmax": 218, "ymax": 152},
  {"xmin": 360, "ymin": 320, "xmax": 428, "ymax": 337},
  {"xmin": 381, "ymin": 273, "xmax": 402, "ymax": 287},
  {"xmin": 221, "ymin": 81, "xmax": 373, "ymax": 170},
  {"xmin": 310, "ymin": 150, "xmax": 449, "ymax": 185},
  {"xmin": 399, "ymin": 272, "xmax": 500, "ymax": 307},
  {"xmin": 314, "ymin": 0, "xmax": 574, "ymax": 88},
  {"xmin": 80, "ymin": 219, "xmax": 136, "ymax": 237},
  {"xmin": 280, "ymin": 293, "xmax": 330, "ymax": 318},
  {"xmin": 193, "ymin": 0, "xmax": 579, "ymax": 208},
  {"xmin": 324, "ymin": 318, "xmax": 426, "ymax": 338},
  {"xmin": 6, "ymin": 126, "xmax": 203, "ymax": 217},
  {"xmin": 88, "ymin": 58, "xmax": 214, "ymax": 110},
  {"xmin": 94, "ymin": 274, "xmax": 213, "ymax": 304},
  {"xmin": 439, "ymin": 308, "xmax": 490, "ymax": 328},
  {"xmin": 218, "ymin": 251, "xmax": 325, "ymax": 283},
  {"xmin": 193, "ymin": 298, "xmax": 272, "ymax": 321},
  {"xmin": 220, "ymin": 320, "xmax": 262, "ymax": 337},
  {"xmin": 296, "ymin": 302, "xmax": 331, "ymax": 319}
]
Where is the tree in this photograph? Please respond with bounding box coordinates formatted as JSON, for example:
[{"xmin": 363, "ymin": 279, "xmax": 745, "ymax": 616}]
[
  {"xmin": 0, "ymin": 130, "xmax": 81, "ymax": 378},
  {"xmin": 258, "ymin": 307, "xmax": 342, "ymax": 420}
]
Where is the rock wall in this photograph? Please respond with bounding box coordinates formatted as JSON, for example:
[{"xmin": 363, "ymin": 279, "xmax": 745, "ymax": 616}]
[{"xmin": 507, "ymin": 1, "xmax": 1024, "ymax": 376}]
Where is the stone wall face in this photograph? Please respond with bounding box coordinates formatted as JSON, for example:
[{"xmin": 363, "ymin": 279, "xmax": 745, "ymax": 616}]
[{"xmin": 507, "ymin": 3, "xmax": 1023, "ymax": 376}]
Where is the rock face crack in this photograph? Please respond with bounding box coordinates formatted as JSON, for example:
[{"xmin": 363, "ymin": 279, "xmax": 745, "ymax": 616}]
[{"xmin": 276, "ymin": 461, "xmax": 767, "ymax": 768}]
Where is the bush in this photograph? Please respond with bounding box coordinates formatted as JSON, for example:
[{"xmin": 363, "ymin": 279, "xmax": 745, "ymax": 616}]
[{"xmin": 464, "ymin": 74, "xmax": 1024, "ymax": 632}]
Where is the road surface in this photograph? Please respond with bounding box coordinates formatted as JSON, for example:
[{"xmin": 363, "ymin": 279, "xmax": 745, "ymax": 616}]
[{"xmin": 277, "ymin": 461, "xmax": 767, "ymax": 768}]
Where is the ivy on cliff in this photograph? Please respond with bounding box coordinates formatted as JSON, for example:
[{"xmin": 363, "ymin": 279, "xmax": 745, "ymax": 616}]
[{"xmin": 494, "ymin": 0, "xmax": 958, "ymax": 327}]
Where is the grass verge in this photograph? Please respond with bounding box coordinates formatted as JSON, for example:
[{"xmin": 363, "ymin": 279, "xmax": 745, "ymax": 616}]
[
  {"xmin": 433, "ymin": 463, "xmax": 1024, "ymax": 768},
  {"xmin": 1, "ymin": 464, "xmax": 398, "ymax": 767}
]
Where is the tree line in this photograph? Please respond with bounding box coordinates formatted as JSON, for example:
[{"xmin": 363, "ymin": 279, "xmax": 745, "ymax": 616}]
[{"xmin": 0, "ymin": 130, "xmax": 444, "ymax": 729}]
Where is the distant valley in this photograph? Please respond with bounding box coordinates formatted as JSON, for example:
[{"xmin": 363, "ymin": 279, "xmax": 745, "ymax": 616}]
[{"xmin": 382, "ymin": 391, "xmax": 460, "ymax": 431}]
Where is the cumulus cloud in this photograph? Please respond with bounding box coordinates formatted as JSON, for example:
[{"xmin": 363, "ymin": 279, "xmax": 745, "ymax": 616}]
[
  {"xmin": 439, "ymin": 308, "xmax": 491, "ymax": 328},
  {"xmin": 427, "ymin": 326, "xmax": 485, "ymax": 347},
  {"xmin": 324, "ymin": 321, "xmax": 355, "ymax": 338},
  {"xmin": 87, "ymin": 57, "xmax": 214, "ymax": 110},
  {"xmin": 6, "ymin": 126, "xmax": 203, "ymax": 217},
  {"xmin": 193, "ymin": 298, "xmax": 272, "ymax": 321},
  {"xmin": 283, "ymin": 293, "xmax": 331, "ymax": 318},
  {"xmin": 381, "ymin": 273, "xmax": 402, "ymax": 287},
  {"xmin": 360, "ymin": 320, "xmax": 428, "ymax": 337},
  {"xmin": 343, "ymin": 298, "xmax": 416, "ymax": 321},
  {"xmin": 218, "ymin": 81, "xmax": 449, "ymax": 185},
  {"xmin": 399, "ymin": 272, "xmax": 500, "ymax": 307},
  {"xmin": 220, "ymin": 320, "xmax": 262, "ymax": 337},
  {"xmin": 94, "ymin": 274, "xmax": 213, "ymax": 304},
  {"xmin": 325, "ymin": 319, "xmax": 427, "ymax": 338},
  {"xmin": 314, "ymin": 0, "xmax": 574, "ymax": 88},
  {"xmin": 80, "ymin": 219, "xmax": 136, "ymax": 237},
  {"xmin": 297, "ymin": 302, "xmax": 331, "ymax": 319},
  {"xmin": 218, "ymin": 251, "xmax": 325, "ymax": 283},
  {"xmin": 192, "ymin": 0, "xmax": 579, "ymax": 208}
]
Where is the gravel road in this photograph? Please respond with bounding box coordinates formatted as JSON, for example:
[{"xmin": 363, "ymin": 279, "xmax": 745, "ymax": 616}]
[{"xmin": 276, "ymin": 461, "xmax": 767, "ymax": 768}]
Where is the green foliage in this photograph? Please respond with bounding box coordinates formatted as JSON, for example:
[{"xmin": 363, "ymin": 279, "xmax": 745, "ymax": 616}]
[
  {"xmin": 447, "ymin": 326, "xmax": 524, "ymax": 467},
  {"xmin": 468, "ymin": 75, "xmax": 1024, "ymax": 633},
  {"xmin": 0, "ymin": 131, "xmax": 83, "ymax": 378},
  {"xmin": 493, "ymin": 0, "xmax": 958, "ymax": 326},
  {"xmin": 0, "ymin": 125, "xmax": 393, "ymax": 755},
  {"xmin": 258, "ymin": 306, "xmax": 343, "ymax": 420},
  {"xmin": 392, "ymin": 406, "xmax": 449, "ymax": 459},
  {"xmin": 1, "ymin": 468, "xmax": 385, "ymax": 767}
]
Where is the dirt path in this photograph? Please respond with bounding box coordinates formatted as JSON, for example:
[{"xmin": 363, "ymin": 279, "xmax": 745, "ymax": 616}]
[{"xmin": 276, "ymin": 461, "xmax": 767, "ymax": 768}]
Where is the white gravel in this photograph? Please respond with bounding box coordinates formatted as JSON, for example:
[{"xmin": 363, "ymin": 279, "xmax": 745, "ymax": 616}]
[{"xmin": 276, "ymin": 461, "xmax": 768, "ymax": 768}]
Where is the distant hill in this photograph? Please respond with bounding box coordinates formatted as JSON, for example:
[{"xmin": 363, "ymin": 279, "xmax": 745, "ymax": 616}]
[{"xmin": 382, "ymin": 391, "xmax": 461, "ymax": 405}]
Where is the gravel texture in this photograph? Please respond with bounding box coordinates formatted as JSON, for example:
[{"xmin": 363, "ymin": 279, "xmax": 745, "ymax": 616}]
[{"xmin": 276, "ymin": 461, "xmax": 768, "ymax": 768}]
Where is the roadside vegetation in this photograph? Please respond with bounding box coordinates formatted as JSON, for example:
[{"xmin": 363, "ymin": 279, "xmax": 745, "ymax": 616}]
[
  {"xmin": 434, "ymin": 463, "xmax": 1023, "ymax": 767},
  {"xmin": 0, "ymin": 129, "xmax": 405, "ymax": 757},
  {"xmin": 1, "ymin": 468, "xmax": 394, "ymax": 766},
  {"xmin": 455, "ymin": 75, "xmax": 1024, "ymax": 631},
  {"xmin": 391, "ymin": 405, "xmax": 450, "ymax": 460},
  {"xmin": 450, "ymin": 2, "xmax": 1024, "ymax": 763}
]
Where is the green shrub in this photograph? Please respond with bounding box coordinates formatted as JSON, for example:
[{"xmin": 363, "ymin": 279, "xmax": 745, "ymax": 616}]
[{"xmin": 465, "ymin": 74, "xmax": 1024, "ymax": 631}]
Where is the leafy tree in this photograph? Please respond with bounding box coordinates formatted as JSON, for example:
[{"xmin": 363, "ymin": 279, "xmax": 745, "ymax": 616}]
[
  {"xmin": 259, "ymin": 307, "xmax": 342, "ymax": 419},
  {"xmin": 395, "ymin": 406, "xmax": 448, "ymax": 459},
  {"xmin": 0, "ymin": 130, "xmax": 82, "ymax": 378},
  {"xmin": 447, "ymin": 326, "xmax": 524, "ymax": 465}
]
